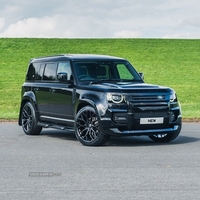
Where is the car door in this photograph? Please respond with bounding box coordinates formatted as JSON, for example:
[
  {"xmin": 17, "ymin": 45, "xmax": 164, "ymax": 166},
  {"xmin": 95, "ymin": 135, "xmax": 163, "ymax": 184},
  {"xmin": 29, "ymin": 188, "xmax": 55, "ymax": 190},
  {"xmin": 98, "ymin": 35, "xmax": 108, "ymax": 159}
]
[
  {"xmin": 36, "ymin": 63, "xmax": 57, "ymax": 120},
  {"xmin": 29, "ymin": 63, "xmax": 51, "ymax": 117},
  {"xmin": 48, "ymin": 62, "xmax": 74, "ymax": 125}
]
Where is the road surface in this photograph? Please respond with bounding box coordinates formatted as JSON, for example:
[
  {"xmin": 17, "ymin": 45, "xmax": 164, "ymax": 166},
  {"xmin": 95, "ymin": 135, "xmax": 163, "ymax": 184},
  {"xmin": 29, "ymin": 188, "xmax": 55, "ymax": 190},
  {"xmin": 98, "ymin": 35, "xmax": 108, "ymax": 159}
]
[{"xmin": 0, "ymin": 123, "xmax": 200, "ymax": 200}]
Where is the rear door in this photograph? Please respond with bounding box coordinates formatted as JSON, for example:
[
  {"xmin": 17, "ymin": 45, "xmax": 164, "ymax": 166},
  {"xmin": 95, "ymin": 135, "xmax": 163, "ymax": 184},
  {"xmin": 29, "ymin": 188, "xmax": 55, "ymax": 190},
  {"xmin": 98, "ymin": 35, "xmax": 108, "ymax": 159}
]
[
  {"xmin": 36, "ymin": 63, "xmax": 57, "ymax": 120},
  {"xmin": 28, "ymin": 63, "xmax": 51, "ymax": 116}
]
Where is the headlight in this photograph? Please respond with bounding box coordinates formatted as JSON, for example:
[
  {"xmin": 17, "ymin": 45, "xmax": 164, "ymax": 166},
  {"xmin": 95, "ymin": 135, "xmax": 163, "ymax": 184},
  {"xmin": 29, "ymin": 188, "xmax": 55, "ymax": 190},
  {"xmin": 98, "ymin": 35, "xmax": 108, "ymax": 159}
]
[
  {"xmin": 107, "ymin": 93, "xmax": 124, "ymax": 104},
  {"xmin": 170, "ymin": 92, "xmax": 177, "ymax": 102}
]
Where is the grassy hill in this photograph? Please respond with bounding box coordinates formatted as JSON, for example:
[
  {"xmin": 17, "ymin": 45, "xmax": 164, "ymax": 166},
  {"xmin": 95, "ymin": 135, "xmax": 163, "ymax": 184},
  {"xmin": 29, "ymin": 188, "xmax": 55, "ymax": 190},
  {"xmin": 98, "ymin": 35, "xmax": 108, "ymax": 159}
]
[{"xmin": 0, "ymin": 38, "xmax": 200, "ymax": 120}]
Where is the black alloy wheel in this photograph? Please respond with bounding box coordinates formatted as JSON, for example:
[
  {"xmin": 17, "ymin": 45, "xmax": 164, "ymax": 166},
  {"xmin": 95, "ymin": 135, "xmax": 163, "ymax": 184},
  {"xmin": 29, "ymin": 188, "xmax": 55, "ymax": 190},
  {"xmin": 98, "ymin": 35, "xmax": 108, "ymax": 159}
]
[
  {"xmin": 21, "ymin": 102, "xmax": 42, "ymax": 135},
  {"xmin": 75, "ymin": 106, "xmax": 109, "ymax": 146}
]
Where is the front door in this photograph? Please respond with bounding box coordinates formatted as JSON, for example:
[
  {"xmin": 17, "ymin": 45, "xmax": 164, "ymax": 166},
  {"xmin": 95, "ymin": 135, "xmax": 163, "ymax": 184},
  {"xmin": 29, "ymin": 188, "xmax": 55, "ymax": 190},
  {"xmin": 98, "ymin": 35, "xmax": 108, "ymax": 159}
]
[{"xmin": 48, "ymin": 62, "xmax": 75, "ymax": 126}]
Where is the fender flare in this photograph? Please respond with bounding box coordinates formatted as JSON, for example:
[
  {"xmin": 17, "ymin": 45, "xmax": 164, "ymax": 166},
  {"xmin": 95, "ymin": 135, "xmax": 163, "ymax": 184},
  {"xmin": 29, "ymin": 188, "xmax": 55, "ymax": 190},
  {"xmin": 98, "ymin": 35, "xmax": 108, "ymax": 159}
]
[
  {"xmin": 75, "ymin": 92, "xmax": 108, "ymax": 117},
  {"xmin": 18, "ymin": 91, "xmax": 37, "ymax": 125}
]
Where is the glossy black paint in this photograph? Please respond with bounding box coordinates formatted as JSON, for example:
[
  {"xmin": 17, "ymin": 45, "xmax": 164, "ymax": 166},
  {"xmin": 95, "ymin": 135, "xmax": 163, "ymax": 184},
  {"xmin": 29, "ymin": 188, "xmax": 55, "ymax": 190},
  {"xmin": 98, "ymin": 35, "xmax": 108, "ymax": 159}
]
[{"xmin": 19, "ymin": 54, "xmax": 182, "ymax": 139}]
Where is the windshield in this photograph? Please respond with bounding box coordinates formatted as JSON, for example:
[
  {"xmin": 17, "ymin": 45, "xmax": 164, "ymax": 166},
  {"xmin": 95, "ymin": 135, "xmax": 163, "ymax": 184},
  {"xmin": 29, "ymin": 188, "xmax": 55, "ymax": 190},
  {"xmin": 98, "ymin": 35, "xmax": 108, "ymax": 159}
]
[{"xmin": 74, "ymin": 61, "xmax": 142, "ymax": 83}]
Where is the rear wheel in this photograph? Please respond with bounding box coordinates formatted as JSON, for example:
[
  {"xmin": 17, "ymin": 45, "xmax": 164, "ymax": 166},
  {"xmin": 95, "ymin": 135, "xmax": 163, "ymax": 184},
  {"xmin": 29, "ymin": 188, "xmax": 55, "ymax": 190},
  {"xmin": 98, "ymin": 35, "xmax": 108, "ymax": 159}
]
[
  {"xmin": 21, "ymin": 102, "xmax": 42, "ymax": 135},
  {"xmin": 75, "ymin": 106, "xmax": 109, "ymax": 146},
  {"xmin": 149, "ymin": 124, "xmax": 182, "ymax": 142}
]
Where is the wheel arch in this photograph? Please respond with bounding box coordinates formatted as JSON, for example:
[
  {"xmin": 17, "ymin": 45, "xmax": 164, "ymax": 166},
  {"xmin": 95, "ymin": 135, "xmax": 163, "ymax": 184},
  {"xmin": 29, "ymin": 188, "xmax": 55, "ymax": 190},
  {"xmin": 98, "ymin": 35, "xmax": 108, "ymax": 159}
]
[
  {"xmin": 76, "ymin": 99, "xmax": 96, "ymax": 115},
  {"xmin": 18, "ymin": 91, "xmax": 37, "ymax": 126},
  {"xmin": 75, "ymin": 92, "xmax": 107, "ymax": 117}
]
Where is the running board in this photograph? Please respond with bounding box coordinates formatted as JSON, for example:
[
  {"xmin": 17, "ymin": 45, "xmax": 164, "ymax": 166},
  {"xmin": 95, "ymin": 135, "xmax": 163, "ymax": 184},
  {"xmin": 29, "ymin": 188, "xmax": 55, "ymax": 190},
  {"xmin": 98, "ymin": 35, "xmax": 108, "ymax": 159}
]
[{"xmin": 37, "ymin": 122, "xmax": 74, "ymax": 132}]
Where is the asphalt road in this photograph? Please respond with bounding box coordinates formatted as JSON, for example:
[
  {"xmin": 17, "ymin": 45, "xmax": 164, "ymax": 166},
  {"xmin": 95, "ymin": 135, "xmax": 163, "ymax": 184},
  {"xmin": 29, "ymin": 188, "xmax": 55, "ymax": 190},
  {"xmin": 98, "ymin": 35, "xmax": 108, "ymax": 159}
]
[{"xmin": 0, "ymin": 123, "xmax": 200, "ymax": 200}]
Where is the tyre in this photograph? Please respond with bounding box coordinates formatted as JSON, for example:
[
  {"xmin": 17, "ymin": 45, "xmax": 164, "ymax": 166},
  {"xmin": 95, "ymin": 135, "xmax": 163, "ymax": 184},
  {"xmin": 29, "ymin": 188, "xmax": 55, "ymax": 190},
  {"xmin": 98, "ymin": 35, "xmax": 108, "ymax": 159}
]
[
  {"xmin": 75, "ymin": 106, "xmax": 109, "ymax": 146},
  {"xmin": 21, "ymin": 102, "xmax": 42, "ymax": 135},
  {"xmin": 148, "ymin": 124, "xmax": 182, "ymax": 142}
]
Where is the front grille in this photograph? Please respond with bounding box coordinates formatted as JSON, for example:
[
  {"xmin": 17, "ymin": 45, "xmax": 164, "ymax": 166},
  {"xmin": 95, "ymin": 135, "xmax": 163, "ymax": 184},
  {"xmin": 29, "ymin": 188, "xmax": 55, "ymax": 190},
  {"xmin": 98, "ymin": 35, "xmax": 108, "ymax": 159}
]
[
  {"xmin": 131, "ymin": 105, "xmax": 169, "ymax": 118},
  {"xmin": 134, "ymin": 111, "xmax": 168, "ymax": 118}
]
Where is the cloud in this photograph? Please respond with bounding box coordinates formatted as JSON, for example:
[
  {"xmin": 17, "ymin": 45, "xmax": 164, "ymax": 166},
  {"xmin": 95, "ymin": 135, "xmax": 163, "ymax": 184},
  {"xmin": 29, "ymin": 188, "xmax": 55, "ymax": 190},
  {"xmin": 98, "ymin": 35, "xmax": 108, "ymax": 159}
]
[
  {"xmin": 0, "ymin": 16, "xmax": 62, "ymax": 37},
  {"xmin": 162, "ymin": 33, "xmax": 191, "ymax": 39},
  {"xmin": 162, "ymin": 32, "xmax": 200, "ymax": 39},
  {"xmin": 0, "ymin": 14, "xmax": 142, "ymax": 38},
  {"xmin": 0, "ymin": 0, "xmax": 200, "ymax": 38},
  {"xmin": 114, "ymin": 30, "xmax": 141, "ymax": 38}
]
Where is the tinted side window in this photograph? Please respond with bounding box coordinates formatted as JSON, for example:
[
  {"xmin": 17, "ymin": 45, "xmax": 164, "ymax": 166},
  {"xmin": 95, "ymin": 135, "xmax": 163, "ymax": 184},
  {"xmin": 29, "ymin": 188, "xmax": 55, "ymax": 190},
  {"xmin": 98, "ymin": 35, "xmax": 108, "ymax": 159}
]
[
  {"xmin": 27, "ymin": 63, "xmax": 46, "ymax": 81},
  {"xmin": 35, "ymin": 63, "xmax": 45, "ymax": 80},
  {"xmin": 43, "ymin": 63, "xmax": 57, "ymax": 81},
  {"xmin": 57, "ymin": 62, "xmax": 72, "ymax": 80},
  {"xmin": 27, "ymin": 63, "xmax": 36, "ymax": 80}
]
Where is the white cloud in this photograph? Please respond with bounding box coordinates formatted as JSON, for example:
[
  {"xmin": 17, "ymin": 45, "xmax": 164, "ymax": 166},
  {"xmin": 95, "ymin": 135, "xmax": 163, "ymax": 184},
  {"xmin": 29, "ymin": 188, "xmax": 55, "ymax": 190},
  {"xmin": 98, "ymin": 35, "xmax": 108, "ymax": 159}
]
[
  {"xmin": 0, "ymin": 0, "xmax": 200, "ymax": 38},
  {"xmin": 0, "ymin": 16, "xmax": 60, "ymax": 37},
  {"xmin": 162, "ymin": 33, "xmax": 190, "ymax": 39},
  {"xmin": 162, "ymin": 32, "xmax": 200, "ymax": 39},
  {"xmin": 114, "ymin": 30, "xmax": 141, "ymax": 38}
]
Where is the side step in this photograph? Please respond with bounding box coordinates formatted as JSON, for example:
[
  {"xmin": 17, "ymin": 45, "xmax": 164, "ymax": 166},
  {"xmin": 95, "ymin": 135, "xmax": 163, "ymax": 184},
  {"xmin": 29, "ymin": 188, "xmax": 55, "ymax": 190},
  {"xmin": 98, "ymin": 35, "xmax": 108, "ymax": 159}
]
[{"xmin": 37, "ymin": 122, "xmax": 74, "ymax": 132}]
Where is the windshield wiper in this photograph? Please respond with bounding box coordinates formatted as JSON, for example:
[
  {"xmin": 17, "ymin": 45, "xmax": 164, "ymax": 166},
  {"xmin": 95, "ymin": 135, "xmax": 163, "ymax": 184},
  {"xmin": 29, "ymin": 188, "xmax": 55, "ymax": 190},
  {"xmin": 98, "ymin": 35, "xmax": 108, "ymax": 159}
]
[{"xmin": 120, "ymin": 79, "xmax": 143, "ymax": 82}]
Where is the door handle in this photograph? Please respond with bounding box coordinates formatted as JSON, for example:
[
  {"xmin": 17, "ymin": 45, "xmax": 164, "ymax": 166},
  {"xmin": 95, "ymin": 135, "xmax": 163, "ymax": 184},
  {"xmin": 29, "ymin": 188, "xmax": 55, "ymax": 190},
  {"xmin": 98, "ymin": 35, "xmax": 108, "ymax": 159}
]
[{"xmin": 34, "ymin": 87, "xmax": 39, "ymax": 92}]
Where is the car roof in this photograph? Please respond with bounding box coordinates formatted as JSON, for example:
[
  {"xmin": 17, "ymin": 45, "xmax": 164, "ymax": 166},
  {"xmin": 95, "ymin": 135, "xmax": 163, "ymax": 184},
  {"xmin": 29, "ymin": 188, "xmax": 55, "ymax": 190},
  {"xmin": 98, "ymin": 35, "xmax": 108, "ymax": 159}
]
[{"xmin": 30, "ymin": 54, "xmax": 126, "ymax": 63}]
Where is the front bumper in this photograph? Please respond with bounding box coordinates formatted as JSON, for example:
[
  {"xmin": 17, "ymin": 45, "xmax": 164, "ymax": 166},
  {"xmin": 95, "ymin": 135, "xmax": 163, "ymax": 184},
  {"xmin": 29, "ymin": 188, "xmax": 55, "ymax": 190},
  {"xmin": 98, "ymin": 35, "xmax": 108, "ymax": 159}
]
[
  {"xmin": 100, "ymin": 112, "xmax": 182, "ymax": 136},
  {"xmin": 107, "ymin": 124, "xmax": 180, "ymax": 136},
  {"xmin": 100, "ymin": 97, "xmax": 182, "ymax": 136}
]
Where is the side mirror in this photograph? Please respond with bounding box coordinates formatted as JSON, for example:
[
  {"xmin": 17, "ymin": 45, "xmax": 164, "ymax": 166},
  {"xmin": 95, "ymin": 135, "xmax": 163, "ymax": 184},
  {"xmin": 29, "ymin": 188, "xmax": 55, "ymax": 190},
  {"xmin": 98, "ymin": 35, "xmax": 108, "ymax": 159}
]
[
  {"xmin": 139, "ymin": 72, "xmax": 144, "ymax": 80},
  {"xmin": 57, "ymin": 72, "xmax": 68, "ymax": 82}
]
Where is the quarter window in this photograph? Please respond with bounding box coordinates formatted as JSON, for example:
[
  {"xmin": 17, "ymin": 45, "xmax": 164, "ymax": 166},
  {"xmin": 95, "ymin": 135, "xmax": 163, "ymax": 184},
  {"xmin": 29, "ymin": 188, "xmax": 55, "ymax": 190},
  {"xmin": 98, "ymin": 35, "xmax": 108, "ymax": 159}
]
[
  {"xmin": 27, "ymin": 63, "xmax": 36, "ymax": 80},
  {"xmin": 27, "ymin": 63, "xmax": 45, "ymax": 81}
]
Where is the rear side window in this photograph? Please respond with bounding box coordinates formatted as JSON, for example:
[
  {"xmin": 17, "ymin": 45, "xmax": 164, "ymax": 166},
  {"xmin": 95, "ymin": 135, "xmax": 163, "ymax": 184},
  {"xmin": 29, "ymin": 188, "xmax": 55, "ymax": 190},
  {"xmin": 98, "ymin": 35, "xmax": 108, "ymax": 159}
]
[
  {"xmin": 27, "ymin": 63, "xmax": 37, "ymax": 80},
  {"xmin": 43, "ymin": 63, "xmax": 57, "ymax": 81},
  {"xmin": 27, "ymin": 63, "xmax": 45, "ymax": 81},
  {"xmin": 27, "ymin": 62, "xmax": 73, "ymax": 82}
]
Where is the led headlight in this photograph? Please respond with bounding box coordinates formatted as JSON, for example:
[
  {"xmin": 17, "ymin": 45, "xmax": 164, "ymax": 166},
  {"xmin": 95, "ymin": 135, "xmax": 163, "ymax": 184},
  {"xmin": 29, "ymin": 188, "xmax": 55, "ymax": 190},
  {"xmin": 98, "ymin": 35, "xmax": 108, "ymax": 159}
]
[
  {"xmin": 107, "ymin": 93, "xmax": 124, "ymax": 104},
  {"xmin": 170, "ymin": 92, "xmax": 177, "ymax": 102}
]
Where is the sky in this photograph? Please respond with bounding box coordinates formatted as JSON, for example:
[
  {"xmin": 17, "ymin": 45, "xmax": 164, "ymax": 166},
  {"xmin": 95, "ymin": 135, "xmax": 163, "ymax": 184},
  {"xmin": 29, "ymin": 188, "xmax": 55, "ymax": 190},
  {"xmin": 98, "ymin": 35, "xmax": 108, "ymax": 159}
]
[{"xmin": 0, "ymin": 0, "xmax": 200, "ymax": 38}]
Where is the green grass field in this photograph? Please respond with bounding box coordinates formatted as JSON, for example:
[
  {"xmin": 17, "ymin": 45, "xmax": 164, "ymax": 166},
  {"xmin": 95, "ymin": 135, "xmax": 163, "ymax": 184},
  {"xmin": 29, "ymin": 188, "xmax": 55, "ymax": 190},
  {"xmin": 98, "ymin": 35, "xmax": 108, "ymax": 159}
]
[{"xmin": 0, "ymin": 38, "xmax": 200, "ymax": 120}]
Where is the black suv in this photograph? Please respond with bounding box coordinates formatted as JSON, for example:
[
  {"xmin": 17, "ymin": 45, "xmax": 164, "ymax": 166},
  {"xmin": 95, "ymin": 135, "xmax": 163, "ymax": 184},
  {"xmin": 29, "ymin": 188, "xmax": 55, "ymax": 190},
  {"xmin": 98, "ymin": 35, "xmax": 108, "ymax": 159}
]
[{"xmin": 19, "ymin": 54, "xmax": 182, "ymax": 146}]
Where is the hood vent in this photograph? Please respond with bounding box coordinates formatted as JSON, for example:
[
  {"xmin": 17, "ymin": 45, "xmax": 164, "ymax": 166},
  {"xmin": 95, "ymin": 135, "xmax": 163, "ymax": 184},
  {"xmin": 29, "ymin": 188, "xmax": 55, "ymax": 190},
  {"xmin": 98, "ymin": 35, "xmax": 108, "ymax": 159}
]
[
  {"xmin": 132, "ymin": 95, "xmax": 165, "ymax": 101},
  {"xmin": 129, "ymin": 89, "xmax": 167, "ymax": 93}
]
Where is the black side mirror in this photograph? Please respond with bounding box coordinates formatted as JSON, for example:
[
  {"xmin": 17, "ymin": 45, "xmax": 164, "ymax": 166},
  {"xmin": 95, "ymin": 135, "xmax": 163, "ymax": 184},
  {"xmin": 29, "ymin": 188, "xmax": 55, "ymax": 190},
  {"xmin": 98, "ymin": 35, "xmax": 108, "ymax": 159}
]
[
  {"xmin": 139, "ymin": 72, "xmax": 144, "ymax": 80},
  {"xmin": 57, "ymin": 72, "xmax": 68, "ymax": 82}
]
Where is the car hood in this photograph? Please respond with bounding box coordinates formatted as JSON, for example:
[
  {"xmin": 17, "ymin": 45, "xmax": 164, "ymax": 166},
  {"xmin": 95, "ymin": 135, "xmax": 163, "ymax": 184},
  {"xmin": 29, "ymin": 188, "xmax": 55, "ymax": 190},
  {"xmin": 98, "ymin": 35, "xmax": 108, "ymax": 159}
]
[{"xmin": 79, "ymin": 82, "xmax": 172, "ymax": 93}]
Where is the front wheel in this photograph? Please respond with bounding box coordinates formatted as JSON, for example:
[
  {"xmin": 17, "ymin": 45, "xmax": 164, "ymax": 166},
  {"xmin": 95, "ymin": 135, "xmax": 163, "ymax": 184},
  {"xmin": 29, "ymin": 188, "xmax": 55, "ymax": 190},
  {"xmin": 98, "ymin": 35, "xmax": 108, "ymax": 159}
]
[
  {"xmin": 75, "ymin": 106, "xmax": 109, "ymax": 146},
  {"xmin": 21, "ymin": 102, "xmax": 42, "ymax": 135},
  {"xmin": 149, "ymin": 124, "xmax": 182, "ymax": 142}
]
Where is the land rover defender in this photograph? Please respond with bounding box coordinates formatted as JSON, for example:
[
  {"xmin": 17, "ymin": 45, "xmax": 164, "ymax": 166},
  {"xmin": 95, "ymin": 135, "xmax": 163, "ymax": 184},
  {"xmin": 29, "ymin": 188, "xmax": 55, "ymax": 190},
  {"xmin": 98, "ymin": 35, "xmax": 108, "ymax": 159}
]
[{"xmin": 19, "ymin": 54, "xmax": 182, "ymax": 146}]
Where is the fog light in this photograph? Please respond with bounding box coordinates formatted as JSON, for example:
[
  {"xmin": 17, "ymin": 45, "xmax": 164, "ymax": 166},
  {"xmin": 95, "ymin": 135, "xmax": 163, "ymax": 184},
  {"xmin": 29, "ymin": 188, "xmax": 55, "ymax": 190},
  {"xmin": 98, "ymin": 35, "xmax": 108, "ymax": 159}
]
[
  {"xmin": 114, "ymin": 116, "xmax": 127, "ymax": 121},
  {"xmin": 113, "ymin": 114, "xmax": 127, "ymax": 123}
]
